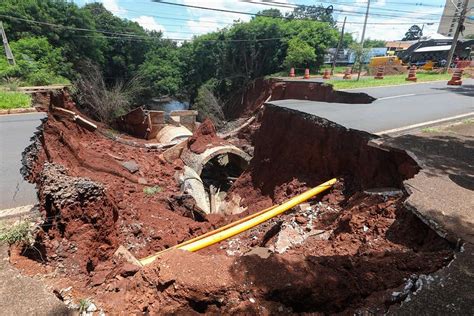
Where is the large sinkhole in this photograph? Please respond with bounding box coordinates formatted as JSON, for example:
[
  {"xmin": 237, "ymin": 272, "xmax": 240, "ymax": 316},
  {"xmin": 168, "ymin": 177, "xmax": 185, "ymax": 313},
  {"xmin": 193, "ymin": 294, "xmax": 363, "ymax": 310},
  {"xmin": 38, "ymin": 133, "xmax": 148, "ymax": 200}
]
[{"xmin": 18, "ymin": 93, "xmax": 457, "ymax": 315}]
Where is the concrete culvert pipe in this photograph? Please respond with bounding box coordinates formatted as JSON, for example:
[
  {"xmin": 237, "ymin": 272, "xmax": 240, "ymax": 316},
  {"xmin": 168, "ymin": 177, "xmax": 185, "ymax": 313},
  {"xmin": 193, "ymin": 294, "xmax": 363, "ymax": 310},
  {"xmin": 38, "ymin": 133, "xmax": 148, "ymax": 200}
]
[
  {"xmin": 180, "ymin": 145, "xmax": 252, "ymax": 214},
  {"xmin": 156, "ymin": 125, "xmax": 193, "ymax": 143}
]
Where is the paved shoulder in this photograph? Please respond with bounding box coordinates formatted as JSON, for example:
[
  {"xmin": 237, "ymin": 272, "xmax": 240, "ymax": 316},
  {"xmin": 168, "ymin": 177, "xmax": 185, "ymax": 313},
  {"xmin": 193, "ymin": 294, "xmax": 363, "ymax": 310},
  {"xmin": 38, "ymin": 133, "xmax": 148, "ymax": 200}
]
[{"xmin": 0, "ymin": 112, "xmax": 45, "ymax": 209}]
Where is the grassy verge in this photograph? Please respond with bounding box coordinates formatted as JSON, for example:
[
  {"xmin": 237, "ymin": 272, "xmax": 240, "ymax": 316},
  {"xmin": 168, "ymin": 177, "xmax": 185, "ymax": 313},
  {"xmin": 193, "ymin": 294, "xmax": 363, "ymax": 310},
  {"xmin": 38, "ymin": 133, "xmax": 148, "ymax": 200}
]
[
  {"xmin": 328, "ymin": 72, "xmax": 453, "ymax": 90},
  {"xmin": 0, "ymin": 91, "xmax": 32, "ymax": 109}
]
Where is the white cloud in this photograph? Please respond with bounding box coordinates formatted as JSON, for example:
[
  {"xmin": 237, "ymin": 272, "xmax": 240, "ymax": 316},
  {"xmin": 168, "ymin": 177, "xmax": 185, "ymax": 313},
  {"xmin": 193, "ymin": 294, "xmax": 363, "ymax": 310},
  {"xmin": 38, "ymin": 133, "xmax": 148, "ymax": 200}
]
[
  {"xmin": 133, "ymin": 15, "xmax": 166, "ymax": 33},
  {"xmin": 178, "ymin": 0, "xmax": 295, "ymax": 39},
  {"xmin": 102, "ymin": 0, "xmax": 126, "ymax": 15}
]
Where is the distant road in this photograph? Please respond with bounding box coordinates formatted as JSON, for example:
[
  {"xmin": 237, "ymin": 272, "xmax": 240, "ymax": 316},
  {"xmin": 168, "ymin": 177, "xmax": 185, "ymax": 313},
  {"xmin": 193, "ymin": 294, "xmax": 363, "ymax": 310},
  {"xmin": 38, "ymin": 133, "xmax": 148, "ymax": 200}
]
[
  {"xmin": 0, "ymin": 112, "xmax": 45, "ymax": 209},
  {"xmin": 270, "ymin": 79, "xmax": 474, "ymax": 133}
]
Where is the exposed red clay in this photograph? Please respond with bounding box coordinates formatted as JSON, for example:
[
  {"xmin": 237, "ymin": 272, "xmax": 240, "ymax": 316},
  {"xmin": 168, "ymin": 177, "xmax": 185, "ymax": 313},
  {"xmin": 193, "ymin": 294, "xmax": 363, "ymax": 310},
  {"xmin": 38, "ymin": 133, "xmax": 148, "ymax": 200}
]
[
  {"xmin": 15, "ymin": 90, "xmax": 453, "ymax": 314},
  {"xmin": 225, "ymin": 78, "xmax": 376, "ymax": 119}
]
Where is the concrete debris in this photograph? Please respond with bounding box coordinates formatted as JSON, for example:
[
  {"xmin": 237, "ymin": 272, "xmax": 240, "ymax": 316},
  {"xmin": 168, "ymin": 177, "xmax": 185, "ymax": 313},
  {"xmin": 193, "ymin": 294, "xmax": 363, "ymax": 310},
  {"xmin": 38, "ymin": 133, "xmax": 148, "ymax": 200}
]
[
  {"xmin": 364, "ymin": 187, "xmax": 404, "ymax": 197},
  {"xmin": 156, "ymin": 125, "xmax": 193, "ymax": 143},
  {"xmin": 272, "ymin": 223, "xmax": 306, "ymax": 254},
  {"xmin": 121, "ymin": 160, "xmax": 140, "ymax": 174},
  {"xmin": 114, "ymin": 245, "xmax": 142, "ymax": 267}
]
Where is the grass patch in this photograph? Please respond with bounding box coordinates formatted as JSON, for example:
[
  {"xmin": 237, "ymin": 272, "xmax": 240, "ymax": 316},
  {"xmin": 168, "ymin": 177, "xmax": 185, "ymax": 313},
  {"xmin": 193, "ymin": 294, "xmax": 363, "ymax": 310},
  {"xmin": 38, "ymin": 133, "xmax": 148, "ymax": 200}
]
[
  {"xmin": 328, "ymin": 72, "xmax": 452, "ymax": 90},
  {"xmin": 0, "ymin": 91, "xmax": 31, "ymax": 109},
  {"xmin": 321, "ymin": 65, "xmax": 347, "ymax": 74},
  {"xmin": 421, "ymin": 127, "xmax": 441, "ymax": 133},
  {"xmin": 0, "ymin": 221, "xmax": 34, "ymax": 246},
  {"xmin": 143, "ymin": 186, "xmax": 162, "ymax": 195}
]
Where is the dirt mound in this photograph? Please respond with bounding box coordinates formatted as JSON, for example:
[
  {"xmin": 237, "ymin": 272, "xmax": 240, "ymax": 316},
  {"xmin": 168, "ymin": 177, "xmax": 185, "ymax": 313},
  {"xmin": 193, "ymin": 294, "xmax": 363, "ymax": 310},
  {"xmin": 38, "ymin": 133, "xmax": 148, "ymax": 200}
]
[{"xmin": 187, "ymin": 118, "xmax": 228, "ymax": 154}]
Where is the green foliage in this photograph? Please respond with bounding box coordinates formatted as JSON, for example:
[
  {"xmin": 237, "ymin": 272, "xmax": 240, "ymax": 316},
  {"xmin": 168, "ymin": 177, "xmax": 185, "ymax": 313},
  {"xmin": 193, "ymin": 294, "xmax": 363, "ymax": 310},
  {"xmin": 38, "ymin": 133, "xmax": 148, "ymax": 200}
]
[
  {"xmin": 286, "ymin": 5, "xmax": 336, "ymax": 25},
  {"xmin": 0, "ymin": 221, "xmax": 34, "ymax": 245},
  {"xmin": 78, "ymin": 298, "xmax": 91, "ymax": 313},
  {"xmin": 0, "ymin": 91, "xmax": 31, "ymax": 109},
  {"xmin": 284, "ymin": 37, "xmax": 316, "ymax": 68},
  {"xmin": 74, "ymin": 63, "xmax": 144, "ymax": 124},
  {"xmin": 143, "ymin": 186, "xmax": 162, "ymax": 196},
  {"xmin": 139, "ymin": 40, "xmax": 183, "ymax": 97},
  {"xmin": 0, "ymin": 37, "xmax": 69, "ymax": 85},
  {"xmin": 364, "ymin": 38, "xmax": 386, "ymax": 48},
  {"xmin": 191, "ymin": 79, "xmax": 225, "ymax": 126}
]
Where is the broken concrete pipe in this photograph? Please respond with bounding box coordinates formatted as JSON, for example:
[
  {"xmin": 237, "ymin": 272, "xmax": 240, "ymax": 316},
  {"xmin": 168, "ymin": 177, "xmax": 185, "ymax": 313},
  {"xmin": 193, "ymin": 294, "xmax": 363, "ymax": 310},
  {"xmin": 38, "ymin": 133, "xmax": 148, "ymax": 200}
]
[
  {"xmin": 156, "ymin": 125, "xmax": 193, "ymax": 143},
  {"xmin": 179, "ymin": 145, "xmax": 252, "ymax": 214}
]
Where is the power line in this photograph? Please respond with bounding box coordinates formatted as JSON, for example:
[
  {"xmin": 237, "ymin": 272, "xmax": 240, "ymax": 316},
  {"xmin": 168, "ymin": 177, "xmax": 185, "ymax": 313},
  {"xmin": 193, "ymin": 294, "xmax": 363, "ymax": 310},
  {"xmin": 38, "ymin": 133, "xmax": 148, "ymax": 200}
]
[{"xmin": 154, "ymin": 0, "xmax": 448, "ymax": 22}]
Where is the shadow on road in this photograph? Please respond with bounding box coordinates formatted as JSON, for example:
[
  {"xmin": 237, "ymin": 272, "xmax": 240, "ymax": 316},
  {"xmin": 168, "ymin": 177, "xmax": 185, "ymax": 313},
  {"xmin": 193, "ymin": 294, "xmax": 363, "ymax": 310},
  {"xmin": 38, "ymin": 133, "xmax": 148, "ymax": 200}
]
[
  {"xmin": 382, "ymin": 133, "xmax": 474, "ymax": 181},
  {"xmin": 432, "ymin": 84, "xmax": 474, "ymax": 97}
]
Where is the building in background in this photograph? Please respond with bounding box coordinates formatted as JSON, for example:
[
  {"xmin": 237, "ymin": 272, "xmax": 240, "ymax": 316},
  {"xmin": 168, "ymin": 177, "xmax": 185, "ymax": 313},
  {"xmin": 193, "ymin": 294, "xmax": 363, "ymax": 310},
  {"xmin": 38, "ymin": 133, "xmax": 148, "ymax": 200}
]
[{"xmin": 438, "ymin": 0, "xmax": 474, "ymax": 38}]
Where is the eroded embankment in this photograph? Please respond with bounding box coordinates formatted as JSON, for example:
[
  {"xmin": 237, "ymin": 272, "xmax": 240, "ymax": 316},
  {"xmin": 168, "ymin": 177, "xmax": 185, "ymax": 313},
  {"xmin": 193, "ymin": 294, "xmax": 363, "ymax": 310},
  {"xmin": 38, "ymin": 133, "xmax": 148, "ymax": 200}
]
[
  {"xmin": 16, "ymin": 94, "xmax": 454, "ymax": 315},
  {"xmin": 224, "ymin": 78, "xmax": 376, "ymax": 119}
]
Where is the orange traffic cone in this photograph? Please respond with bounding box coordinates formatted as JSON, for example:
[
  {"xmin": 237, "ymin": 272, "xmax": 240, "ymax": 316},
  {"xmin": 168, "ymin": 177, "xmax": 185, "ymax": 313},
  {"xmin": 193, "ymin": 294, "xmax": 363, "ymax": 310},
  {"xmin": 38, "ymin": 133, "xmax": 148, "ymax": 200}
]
[
  {"xmin": 289, "ymin": 67, "xmax": 295, "ymax": 77},
  {"xmin": 406, "ymin": 65, "xmax": 417, "ymax": 82},
  {"xmin": 447, "ymin": 68, "xmax": 463, "ymax": 86},
  {"xmin": 343, "ymin": 67, "xmax": 352, "ymax": 80},
  {"xmin": 322, "ymin": 69, "xmax": 331, "ymax": 79},
  {"xmin": 374, "ymin": 66, "xmax": 384, "ymax": 79},
  {"xmin": 303, "ymin": 68, "xmax": 310, "ymax": 79}
]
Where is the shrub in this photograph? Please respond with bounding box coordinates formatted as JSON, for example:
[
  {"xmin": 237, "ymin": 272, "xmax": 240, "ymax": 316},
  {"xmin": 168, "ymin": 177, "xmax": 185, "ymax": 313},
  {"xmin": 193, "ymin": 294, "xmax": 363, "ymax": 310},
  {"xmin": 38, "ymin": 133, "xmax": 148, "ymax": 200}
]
[
  {"xmin": 191, "ymin": 79, "xmax": 225, "ymax": 127},
  {"xmin": 0, "ymin": 221, "xmax": 35, "ymax": 246},
  {"xmin": 74, "ymin": 62, "xmax": 144, "ymax": 124}
]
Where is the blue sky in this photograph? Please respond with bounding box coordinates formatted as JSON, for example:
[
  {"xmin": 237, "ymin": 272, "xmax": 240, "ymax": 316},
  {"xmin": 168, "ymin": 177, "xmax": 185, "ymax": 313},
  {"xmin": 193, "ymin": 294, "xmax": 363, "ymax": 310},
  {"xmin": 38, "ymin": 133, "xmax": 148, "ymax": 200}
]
[{"xmin": 73, "ymin": 0, "xmax": 449, "ymax": 41}]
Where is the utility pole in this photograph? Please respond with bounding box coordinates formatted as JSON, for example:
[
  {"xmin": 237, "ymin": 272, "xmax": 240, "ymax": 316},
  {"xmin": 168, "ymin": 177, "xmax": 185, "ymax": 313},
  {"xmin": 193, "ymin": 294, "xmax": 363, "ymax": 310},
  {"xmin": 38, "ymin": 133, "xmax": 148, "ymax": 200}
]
[
  {"xmin": 331, "ymin": 16, "xmax": 346, "ymax": 75},
  {"xmin": 357, "ymin": 0, "xmax": 370, "ymax": 81},
  {"xmin": 0, "ymin": 21, "xmax": 15, "ymax": 66},
  {"xmin": 444, "ymin": 0, "xmax": 469, "ymax": 72}
]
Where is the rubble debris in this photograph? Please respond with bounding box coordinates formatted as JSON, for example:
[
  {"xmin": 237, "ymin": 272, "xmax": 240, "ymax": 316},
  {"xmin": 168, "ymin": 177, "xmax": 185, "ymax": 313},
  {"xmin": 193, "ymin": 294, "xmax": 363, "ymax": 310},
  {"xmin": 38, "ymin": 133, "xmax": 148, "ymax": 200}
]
[
  {"xmin": 116, "ymin": 106, "xmax": 165, "ymax": 140},
  {"xmin": 169, "ymin": 110, "xmax": 198, "ymax": 131},
  {"xmin": 120, "ymin": 160, "xmax": 140, "ymax": 174}
]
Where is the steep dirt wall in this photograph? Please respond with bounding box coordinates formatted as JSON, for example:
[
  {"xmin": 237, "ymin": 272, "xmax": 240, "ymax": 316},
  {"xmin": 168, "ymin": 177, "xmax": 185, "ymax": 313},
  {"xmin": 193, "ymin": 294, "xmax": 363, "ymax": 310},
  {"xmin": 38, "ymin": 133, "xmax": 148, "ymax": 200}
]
[
  {"xmin": 224, "ymin": 78, "xmax": 376, "ymax": 119},
  {"xmin": 230, "ymin": 104, "xmax": 419, "ymax": 210}
]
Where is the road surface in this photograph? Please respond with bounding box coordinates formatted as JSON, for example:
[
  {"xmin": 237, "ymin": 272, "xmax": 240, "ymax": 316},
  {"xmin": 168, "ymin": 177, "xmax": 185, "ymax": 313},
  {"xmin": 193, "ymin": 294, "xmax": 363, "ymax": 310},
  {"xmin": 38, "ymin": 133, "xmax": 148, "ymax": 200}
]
[
  {"xmin": 270, "ymin": 80, "xmax": 474, "ymax": 133},
  {"xmin": 0, "ymin": 112, "xmax": 45, "ymax": 209}
]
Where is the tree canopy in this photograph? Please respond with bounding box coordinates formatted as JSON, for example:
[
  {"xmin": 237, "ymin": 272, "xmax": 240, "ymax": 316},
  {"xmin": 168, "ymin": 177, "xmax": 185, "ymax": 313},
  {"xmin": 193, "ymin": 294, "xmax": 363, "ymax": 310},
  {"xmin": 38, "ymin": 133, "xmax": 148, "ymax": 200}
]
[
  {"xmin": 0, "ymin": 0, "xmax": 342, "ymax": 118},
  {"xmin": 402, "ymin": 25, "xmax": 423, "ymax": 41}
]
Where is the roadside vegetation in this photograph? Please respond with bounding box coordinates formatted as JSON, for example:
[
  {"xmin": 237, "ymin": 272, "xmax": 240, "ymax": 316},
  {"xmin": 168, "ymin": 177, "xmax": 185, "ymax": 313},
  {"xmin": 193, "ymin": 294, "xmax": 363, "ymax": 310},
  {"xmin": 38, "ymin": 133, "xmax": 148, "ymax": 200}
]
[
  {"xmin": 328, "ymin": 72, "xmax": 453, "ymax": 90},
  {"xmin": 0, "ymin": 91, "xmax": 31, "ymax": 109},
  {"xmin": 0, "ymin": 1, "xmax": 357, "ymax": 123},
  {"xmin": 0, "ymin": 220, "xmax": 35, "ymax": 246}
]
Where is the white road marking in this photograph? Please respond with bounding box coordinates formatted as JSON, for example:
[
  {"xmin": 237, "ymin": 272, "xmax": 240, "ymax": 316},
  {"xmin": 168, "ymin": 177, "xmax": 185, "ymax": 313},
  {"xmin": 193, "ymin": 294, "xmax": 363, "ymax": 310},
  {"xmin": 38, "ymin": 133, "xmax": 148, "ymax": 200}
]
[
  {"xmin": 375, "ymin": 112, "xmax": 474, "ymax": 135},
  {"xmin": 377, "ymin": 93, "xmax": 416, "ymax": 101}
]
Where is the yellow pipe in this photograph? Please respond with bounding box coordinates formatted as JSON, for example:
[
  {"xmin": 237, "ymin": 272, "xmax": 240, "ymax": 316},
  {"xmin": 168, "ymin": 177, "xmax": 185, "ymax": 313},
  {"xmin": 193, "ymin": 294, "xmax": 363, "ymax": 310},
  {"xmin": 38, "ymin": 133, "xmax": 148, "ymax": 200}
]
[
  {"xmin": 140, "ymin": 178, "xmax": 336, "ymax": 265},
  {"xmin": 139, "ymin": 204, "xmax": 278, "ymax": 261}
]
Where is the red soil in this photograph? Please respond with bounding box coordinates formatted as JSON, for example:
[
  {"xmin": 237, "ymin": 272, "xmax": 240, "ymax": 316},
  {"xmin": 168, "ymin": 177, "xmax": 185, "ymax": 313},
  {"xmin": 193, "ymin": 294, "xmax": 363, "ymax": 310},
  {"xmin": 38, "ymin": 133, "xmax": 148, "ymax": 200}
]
[
  {"xmin": 187, "ymin": 118, "xmax": 228, "ymax": 154},
  {"xmin": 15, "ymin": 92, "xmax": 453, "ymax": 314}
]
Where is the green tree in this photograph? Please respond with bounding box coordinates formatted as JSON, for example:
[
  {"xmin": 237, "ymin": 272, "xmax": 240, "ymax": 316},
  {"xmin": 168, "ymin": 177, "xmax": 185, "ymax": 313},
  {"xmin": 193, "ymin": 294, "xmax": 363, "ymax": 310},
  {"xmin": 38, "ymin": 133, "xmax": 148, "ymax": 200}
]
[
  {"xmin": 0, "ymin": 37, "xmax": 69, "ymax": 85},
  {"xmin": 139, "ymin": 40, "xmax": 183, "ymax": 97},
  {"xmin": 284, "ymin": 37, "xmax": 316, "ymax": 68},
  {"xmin": 286, "ymin": 5, "xmax": 335, "ymax": 25},
  {"xmin": 364, "ymin": 38, "xmax": 386, "ymax": 48}
]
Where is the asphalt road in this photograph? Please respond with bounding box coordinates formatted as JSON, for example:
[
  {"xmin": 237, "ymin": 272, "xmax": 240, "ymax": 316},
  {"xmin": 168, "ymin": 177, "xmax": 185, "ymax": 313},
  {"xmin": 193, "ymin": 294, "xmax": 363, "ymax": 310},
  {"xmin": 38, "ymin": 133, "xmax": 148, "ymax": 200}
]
[
  {"xmin": 0, "ymin": 112, "xmax": 45, "ymax": 209},
  {"xmin": 270, "ymin": 79, "xmax": 474, "ymax": 133}
]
